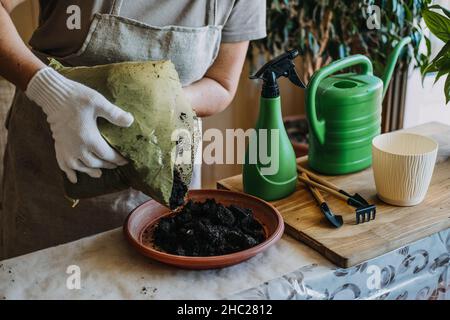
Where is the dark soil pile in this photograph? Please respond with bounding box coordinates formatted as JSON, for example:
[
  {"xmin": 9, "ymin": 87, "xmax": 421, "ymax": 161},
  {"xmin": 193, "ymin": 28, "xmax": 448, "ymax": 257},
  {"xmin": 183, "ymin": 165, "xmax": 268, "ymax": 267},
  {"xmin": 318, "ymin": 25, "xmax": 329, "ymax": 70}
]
[{"xmin": 153, "ymin": 199, "xmax": 266, "ymax": 256}]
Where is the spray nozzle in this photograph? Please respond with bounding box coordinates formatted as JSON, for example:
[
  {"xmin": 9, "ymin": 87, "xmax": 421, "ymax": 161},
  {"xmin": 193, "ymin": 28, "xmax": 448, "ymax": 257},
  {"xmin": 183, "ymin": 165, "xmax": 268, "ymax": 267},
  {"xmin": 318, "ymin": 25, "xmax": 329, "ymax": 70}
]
[{"xmin": 250, "ymin": 49, "xmax": 305, "ymax": 98}]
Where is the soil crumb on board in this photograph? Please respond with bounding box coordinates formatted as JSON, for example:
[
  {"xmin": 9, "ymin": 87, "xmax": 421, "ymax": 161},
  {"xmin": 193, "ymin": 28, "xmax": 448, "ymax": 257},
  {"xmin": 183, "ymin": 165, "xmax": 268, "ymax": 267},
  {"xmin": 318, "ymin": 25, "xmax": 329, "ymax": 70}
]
[{"xmin": 153, "ymin": 199, "xmax": 265, "ymax": 256}]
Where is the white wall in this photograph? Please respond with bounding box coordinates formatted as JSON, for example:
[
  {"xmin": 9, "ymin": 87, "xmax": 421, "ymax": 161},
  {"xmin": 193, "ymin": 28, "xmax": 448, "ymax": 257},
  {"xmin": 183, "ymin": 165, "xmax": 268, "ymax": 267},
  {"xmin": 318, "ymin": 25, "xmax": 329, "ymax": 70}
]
[
  {"xmin": 404, "ymin": 71, "xmax": 448, "ymax": 128},
  {"xmin": 403, "ymin": 0, "xmax": 448, "ymax": 128}
]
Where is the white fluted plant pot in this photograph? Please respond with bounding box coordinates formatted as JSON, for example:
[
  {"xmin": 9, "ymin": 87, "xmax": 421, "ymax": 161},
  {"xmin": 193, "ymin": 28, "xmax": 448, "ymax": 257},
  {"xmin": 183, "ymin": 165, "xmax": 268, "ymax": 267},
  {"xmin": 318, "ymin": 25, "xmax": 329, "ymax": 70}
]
[{"xmin": 372, "ymin": 132, "xmax": 438, "ymax": 207}]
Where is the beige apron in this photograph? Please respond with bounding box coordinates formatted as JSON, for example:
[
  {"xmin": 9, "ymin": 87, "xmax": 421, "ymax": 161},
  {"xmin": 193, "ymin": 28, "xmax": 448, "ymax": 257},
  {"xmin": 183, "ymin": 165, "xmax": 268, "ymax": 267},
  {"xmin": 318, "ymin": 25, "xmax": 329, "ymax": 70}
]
[{"xmin": 1, "ymin": 0, "xmax": 220, "ymax": 260}]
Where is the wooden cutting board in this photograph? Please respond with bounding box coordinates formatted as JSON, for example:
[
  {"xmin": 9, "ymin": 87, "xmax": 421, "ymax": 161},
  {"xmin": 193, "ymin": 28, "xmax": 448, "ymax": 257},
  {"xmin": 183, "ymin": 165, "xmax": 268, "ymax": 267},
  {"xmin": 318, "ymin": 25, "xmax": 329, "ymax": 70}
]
[{"xmin": 217, "ymin": 125, "xmax": 450, "ymax": 268}]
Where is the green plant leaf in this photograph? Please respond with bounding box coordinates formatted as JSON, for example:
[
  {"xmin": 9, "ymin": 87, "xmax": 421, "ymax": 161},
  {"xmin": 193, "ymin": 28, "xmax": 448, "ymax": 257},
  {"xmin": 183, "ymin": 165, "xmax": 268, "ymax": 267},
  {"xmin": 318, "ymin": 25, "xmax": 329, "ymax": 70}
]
[
  {"xmin": 434, "ymin": 59, "xmax": 450, "ymax": 84},
  {"xmin": 421, "ymin": 59, "xmax": 439, "ymax": 77},
  {"xmin": 425, "ymin": 35, "xmax": 432, "ymax": 56},
  {"xmin": 273, "ymin": 0, "xmax": 281, "ymax": 12},
  {"xmin": 445, "ymin": 75, "xmax": 450, "ymax": 104},
  {"xmin": 430, "ymin": 41, "xmax": 450, "ymax": 66},
  {"xmin": 391, "ymin": 0, "xmax": 399, "ymax": 13},
  {"xmin": 422, "ymin": 9, "xmax": 450, "ymax": 42},
  {"xmin": 250, "ymin": 0, "xmax": 429, "ymax": 82},
  {"xmin": 428, "ymin": 4, "xmax": 450, "ymax": 19}
]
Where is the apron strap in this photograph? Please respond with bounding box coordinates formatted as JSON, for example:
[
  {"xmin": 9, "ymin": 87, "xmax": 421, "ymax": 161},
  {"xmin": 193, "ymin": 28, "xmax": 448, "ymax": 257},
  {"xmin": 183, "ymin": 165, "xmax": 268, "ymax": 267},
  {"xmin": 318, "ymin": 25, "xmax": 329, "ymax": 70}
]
[
  {"xmin": 207, "ymin": 0, "xmax": 217, "ymax": 26},
  {"xmin": 110, "ymin": 0, "xmax": 123, "ymax": 16}
]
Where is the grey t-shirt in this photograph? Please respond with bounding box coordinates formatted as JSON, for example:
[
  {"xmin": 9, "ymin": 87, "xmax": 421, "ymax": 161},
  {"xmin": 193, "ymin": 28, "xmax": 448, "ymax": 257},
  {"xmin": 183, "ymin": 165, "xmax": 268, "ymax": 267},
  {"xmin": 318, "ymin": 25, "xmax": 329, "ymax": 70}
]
[{"xmin": 30, "ymin": 0, "xmax": 267, "ymax": 57}]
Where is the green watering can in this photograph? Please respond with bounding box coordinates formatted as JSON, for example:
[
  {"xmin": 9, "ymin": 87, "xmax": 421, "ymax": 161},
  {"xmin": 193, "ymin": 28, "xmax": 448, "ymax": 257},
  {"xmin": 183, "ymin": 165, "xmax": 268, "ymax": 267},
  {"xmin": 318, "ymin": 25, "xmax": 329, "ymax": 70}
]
[{"xmin": 306, "ymin": 37, "xmax": 411, "ymax": 175}]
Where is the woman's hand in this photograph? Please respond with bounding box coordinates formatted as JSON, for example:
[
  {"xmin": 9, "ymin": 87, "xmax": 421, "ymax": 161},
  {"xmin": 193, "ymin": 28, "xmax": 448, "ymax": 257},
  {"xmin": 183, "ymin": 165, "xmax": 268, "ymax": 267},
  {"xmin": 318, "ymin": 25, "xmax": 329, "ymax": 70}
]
[
  {"xmin": 26, "ymin": 68, "xmax": 134, "ymax": 183},
  {"xmin": 1, "ymin": 5, "xmax": 132, "ymax": 183},
  {"xmin": 183, "ymin": 41, "xmax": 249, "ymax": 117}
]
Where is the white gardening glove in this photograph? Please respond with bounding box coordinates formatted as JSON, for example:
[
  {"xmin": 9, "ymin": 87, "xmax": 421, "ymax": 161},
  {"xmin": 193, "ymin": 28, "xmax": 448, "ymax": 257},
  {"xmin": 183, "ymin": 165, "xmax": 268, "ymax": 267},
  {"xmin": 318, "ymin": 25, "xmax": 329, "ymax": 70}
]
[{"xmin": 25, "ymin": 67, "xmax": 134, "ymax": 184}]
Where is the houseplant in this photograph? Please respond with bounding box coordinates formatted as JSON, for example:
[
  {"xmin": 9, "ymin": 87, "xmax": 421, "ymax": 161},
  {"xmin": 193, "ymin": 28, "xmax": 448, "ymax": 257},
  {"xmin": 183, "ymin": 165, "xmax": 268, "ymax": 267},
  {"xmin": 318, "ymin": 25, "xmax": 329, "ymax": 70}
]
[
  {"xmin": 420, "ymin": 4, "xmax": 450, "ymax": 104},
  {"xmin": 250, "ymin": 0, "xmax": 431, "ymax": 133}
]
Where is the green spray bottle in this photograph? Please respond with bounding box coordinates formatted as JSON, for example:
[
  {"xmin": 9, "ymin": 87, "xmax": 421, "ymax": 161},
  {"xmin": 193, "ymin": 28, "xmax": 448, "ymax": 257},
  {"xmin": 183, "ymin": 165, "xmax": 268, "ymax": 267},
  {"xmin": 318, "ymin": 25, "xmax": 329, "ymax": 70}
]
[{"xmin": 243, "ymin": 50, "xmax": 306, "ymax": 201}]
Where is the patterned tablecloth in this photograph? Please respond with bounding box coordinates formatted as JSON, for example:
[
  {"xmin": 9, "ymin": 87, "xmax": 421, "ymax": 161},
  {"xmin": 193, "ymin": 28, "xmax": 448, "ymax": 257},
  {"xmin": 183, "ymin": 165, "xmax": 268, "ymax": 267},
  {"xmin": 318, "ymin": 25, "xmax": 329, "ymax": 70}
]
[
  {"xmin": 230, "ymin": 229, "xmax": 450, "ymax": 300},
  {"xmin": 0, "ymin": 123, "xmax": 449, "ymax": 300}
]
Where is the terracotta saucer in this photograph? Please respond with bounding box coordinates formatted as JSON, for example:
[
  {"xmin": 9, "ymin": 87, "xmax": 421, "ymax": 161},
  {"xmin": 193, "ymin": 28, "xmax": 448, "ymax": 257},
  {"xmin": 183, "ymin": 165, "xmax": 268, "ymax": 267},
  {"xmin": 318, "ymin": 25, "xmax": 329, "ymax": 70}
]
[{"xmin": 124, "ymin": 189, "xmax": 284, "ymax": 270}]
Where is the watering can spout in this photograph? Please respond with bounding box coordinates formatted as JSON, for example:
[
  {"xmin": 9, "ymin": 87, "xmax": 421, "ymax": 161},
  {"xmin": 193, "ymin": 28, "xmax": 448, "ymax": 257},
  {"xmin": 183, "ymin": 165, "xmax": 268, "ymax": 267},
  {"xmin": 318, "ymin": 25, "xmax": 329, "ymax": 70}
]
[{"xmin": 381, "ymin": 37, "xmax": 412, "ymax": 99}]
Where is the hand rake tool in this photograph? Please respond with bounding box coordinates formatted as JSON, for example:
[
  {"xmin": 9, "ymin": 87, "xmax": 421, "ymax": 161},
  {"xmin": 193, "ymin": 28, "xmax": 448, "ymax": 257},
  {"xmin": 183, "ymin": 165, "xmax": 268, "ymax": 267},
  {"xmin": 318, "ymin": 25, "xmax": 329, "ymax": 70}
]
[{"xmin": 297, "ymin": 165, "xmax": 376, "ymax": 224}]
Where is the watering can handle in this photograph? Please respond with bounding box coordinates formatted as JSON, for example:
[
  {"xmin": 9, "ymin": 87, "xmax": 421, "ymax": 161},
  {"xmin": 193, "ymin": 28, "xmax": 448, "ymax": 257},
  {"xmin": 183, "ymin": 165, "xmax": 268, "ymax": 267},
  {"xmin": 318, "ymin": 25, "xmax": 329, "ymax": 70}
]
[{"xmin": 306, "ymin": 55, "xmax": 373, "ymax": 145}]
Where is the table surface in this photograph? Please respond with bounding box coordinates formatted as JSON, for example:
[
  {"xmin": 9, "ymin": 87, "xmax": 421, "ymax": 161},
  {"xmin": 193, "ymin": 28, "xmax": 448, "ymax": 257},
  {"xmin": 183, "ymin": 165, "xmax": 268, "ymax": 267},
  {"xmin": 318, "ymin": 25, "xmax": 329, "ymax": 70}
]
[
  {"xmin": 218, "ymin": 131, "xmax": 450, "ymax": 268},
  {"xmin": 1, "ymin": 122, "xmax": 449, "ymax": 300}
]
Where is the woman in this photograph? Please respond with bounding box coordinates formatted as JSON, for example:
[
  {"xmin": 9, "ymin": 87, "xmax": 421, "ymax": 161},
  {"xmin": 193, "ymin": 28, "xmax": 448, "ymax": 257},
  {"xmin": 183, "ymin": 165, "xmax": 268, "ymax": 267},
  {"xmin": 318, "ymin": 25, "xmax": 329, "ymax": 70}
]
[{"xmin": 0, "ymin": 0, "xmax": 266, "ymax": 259}]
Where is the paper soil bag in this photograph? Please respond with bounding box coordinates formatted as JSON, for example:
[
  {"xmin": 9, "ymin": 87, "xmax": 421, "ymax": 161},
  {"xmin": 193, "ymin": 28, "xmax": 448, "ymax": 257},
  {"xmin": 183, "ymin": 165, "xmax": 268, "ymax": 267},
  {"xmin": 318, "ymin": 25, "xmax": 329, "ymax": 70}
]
[{"xmin": 50, "ymin": 59, "xmax": 200, "ymax": 209}]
